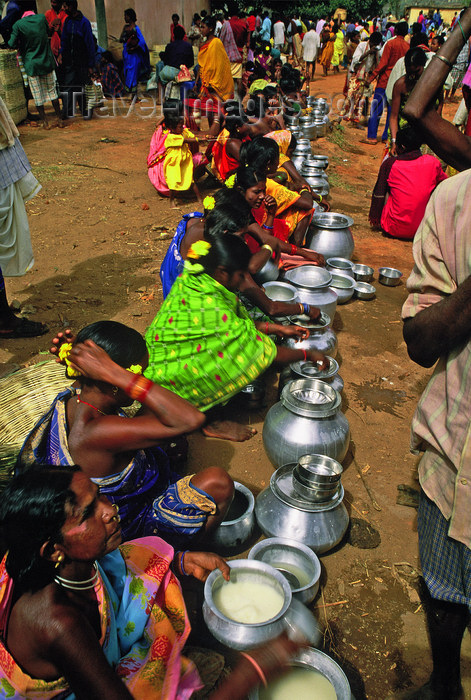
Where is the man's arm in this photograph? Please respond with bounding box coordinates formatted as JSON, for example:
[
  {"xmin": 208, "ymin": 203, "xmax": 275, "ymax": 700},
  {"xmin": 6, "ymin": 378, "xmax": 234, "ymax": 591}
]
[
  {"xmin": 403, "ymin": 277, "xmax": 471, "ymax": 367},
  {"xmin": 403, "ymin": 7, "xmax": 471, "ymax": 170}
]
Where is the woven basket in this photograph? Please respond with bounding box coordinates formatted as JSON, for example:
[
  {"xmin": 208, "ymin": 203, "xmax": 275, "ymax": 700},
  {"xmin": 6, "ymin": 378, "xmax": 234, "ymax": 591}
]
[
  {"xmin": 0, "ymin": 362, "xmax": 71, "ymax": 485},
  {"xmin": 0, "ymin": 50, "xmax": 27, "ymax": 125}
]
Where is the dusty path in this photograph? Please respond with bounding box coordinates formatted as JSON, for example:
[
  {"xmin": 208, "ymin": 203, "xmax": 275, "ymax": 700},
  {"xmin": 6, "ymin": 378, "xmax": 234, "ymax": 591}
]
[{"xmin": 0, "ymin": 71, "xmax": 467, "ymax": 699}]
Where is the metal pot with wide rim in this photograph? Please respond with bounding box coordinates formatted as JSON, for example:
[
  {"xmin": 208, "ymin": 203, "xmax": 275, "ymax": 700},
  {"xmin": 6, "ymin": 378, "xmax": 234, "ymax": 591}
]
[
  {"xmin": 279, "ymin": 355, "xmax": 344, "ymax": 396},
  {"xmin": 306, "ymin": 212, "xmax": 354, "ymax": 260},
  {"xmin": 284, "ymin": 266, "xmax": 338, "ymax": 320},
  {"xmin": 282, "ymin": 312, "xmax": 338, "ymax": 357},
  {"xmin": 262, "ymin": 379, "xmax": 350, "ymax": 468}
]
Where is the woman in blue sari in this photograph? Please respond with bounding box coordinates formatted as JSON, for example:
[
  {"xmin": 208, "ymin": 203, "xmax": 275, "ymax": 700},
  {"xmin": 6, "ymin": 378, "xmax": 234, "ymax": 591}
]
[{"xmin": 120, "ymin": 8, "xmax": 150, "ymax": 95}]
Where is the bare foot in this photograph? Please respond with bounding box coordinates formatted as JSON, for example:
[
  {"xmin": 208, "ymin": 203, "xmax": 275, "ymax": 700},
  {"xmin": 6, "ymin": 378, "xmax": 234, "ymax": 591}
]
[
  {"xmin": 202, "ymin": 420, "xmax": 257, "ymax": 442},
  {"xmin": 42, "ymin": 121, "xmax": 51, "ymax": 130},
  {"xmin": 56, "ymin": 119, "xmax": 65, "ymax": 128}
]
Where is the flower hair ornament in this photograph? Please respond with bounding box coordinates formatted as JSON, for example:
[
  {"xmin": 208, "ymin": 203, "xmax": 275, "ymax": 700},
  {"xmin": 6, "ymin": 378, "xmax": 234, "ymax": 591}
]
[
  {"xmin": 184, "ymin": 239, "xmax": 211, "ymax": 273},
  {"xmin": 203, "ymin": 195, "xmax": 215, "ymax": 211},
  {"xmin": 225, "ymin": 173, "xmax": 236, "ymax": 189},
  {"xmin": 58, "ymin": 343, "xmax": 143, "ymax": 379}
]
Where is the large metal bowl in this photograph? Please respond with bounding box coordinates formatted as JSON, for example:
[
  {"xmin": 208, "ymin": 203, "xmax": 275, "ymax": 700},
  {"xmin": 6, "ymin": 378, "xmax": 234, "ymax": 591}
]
[
  {"xmin": 248, "ymin": 647, "xmax": 351, "ymax": 700},
  {"xmin": 248, "ymin": 537, "xmax": 321, "ymax": 604},
  {"xmin": 329, "ymin": 273, "xmax": 355, "ymax": 304},
  {"xmin": 253, "ymin": 258, "xmax": 279, "ymax": 284},
  {"xmin": 312, "ymin": 212, "xmax": 354, "ymax": 230},
  {"xmin": 203, "ymin": 560, "xmax": 292, "ymax": 650},
  {"xmin": 378, "ymin": 267, "xmax": 403, "ymax": 286},
  {"xmin": 284, "ymin": 265, "xmax": 332, "ymax": 289},
  {"xmin": 353, "ymin": 263, "xmax": 374, "ymax": 282},
  {"xmin": 354, "ymin": 282, "xmax": 376, "ymax": 300},
  {"xmin": 263, "ymin": 281, "xmax": 298, "ymax": 303}
]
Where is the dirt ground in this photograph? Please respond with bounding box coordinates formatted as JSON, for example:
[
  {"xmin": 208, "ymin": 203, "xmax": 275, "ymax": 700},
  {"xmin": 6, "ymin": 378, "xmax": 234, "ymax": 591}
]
[{"xmin": 1, "ymin": 71, "xmax": 468, "ymax": 699}]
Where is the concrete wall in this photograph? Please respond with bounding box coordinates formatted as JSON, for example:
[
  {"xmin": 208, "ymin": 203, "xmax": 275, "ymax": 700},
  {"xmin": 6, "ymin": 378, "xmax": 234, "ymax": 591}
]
[{"xmin": 36, "ymin": 0, "xmax": 210, "ymax": 46}]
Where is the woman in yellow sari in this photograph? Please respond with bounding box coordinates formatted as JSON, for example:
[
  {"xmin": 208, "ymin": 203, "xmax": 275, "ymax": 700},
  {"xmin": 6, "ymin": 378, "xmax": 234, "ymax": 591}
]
[
  {"xmin": 198, "ymin": 16, "xmax": 234, "ymax": 103},
  {"xmin": 331, "ymin": 23, "xmax": 345, "ymax": 73},
  {"xmin": 319, "ymin": 26, "xmax": 335, "ymax": 76}
]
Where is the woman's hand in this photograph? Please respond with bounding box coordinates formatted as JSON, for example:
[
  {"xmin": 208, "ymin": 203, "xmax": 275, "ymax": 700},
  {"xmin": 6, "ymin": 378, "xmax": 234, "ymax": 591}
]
[
  {"xmin": 300, "ymin": 249, "xmax": 325, "ymax": 266},
  {"xmin": 181, "ymin": 551, "xmax": 230, "ymax": 582},
  {"xmin": 277, "ymin": 325, "xmax": 310, "ymax": 340},
  {"xmin": 50, "ymin": 329, "xmax": 75, "ymax": 362},
  {"xmin": 319, "ymin": 198, "xmax": 331, "ymax": 212},
  {"xmin": 307, "ymin": 305, "xmax": 321, "ymax": 321},
  {"xmin": 68, "ymin": 339, "xmax": 118, "ymax": 383},
  {"xmin": 306, "ymin": 350, "xmax": 329, "ymax": 370},
  {"xmin": 263, "ymin": 194, "xmax": 277, "ymax": 215}
]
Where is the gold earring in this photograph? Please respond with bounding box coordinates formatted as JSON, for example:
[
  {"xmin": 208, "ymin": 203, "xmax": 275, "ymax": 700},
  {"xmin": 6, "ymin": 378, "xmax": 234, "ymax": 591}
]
[
  {"xmin": 55, "ymin": 552, "xmax": 64, "ymax": 569},
  {"xmin": 112, "ymin": 386, "xmax": 119, "ymax": 395}
]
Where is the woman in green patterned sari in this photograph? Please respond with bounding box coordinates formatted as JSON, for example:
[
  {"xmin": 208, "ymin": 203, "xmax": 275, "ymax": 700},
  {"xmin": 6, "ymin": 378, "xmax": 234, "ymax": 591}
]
[{"xmin": 145, "ymin": 234, "xmax": 328, "ymax": 442}]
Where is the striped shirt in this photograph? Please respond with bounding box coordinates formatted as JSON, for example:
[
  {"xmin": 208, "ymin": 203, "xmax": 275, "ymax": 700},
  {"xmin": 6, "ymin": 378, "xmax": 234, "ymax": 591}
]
[{"xmin": 402, "ymin": 169, "xmax": 471, "ymax": 547}]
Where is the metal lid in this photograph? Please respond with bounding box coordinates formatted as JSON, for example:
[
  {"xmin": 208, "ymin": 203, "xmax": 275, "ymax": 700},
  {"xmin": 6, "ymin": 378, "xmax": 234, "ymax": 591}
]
[
  {"xmin": 290, "ymin": 356, "xmax": 339, "ymax": 380},
  {"xmin": 271, "ymin": 463, "xmax": 344, "ymax": 512},
  {"xmin": 284, "ymin": 265, "xmax": 332, "ymax": 289},
  {"xmin": 281, "ymin": 379, "xmax": 341, "ymax": 418},
  {"xmin": 311, "ymin": 212, "xmax": 354, "ymax": 229}
]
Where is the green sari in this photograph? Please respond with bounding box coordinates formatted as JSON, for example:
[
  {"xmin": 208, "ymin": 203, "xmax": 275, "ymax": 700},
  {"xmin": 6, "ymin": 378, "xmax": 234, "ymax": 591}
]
[{"xmin": 145, "ymin": 268, "xmax": 277, "ymax": 411}]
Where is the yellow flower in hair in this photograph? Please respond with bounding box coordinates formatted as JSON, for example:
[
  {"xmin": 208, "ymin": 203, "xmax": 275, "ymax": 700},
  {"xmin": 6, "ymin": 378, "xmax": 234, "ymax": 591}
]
[
  {"xmin": 187, "ymin": 239, "xmax": 211, "ymax": 259},
  {"xmin": 225, "ymin": 173, "xmax": 236, "ymax": 189},
  {"xmin": 127, "ymin": 364, "xmax": 143, "ymax": 374},
  {"xmin": 184, "ymin": 260, "xmax": 204, "ymax": 273},
  {"xmin": 57, "ymin": 342, "xmax": 82, "ymax": 378},
  {"xmin": 203, "ymin": 195, "xmax": 215, "ymax": 211}
]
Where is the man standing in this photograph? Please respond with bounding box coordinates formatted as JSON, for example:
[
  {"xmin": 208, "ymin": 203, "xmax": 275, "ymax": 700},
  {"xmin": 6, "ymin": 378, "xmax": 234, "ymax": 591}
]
[
  {"xmin": 8, "ymin": 12, "xmax": 63, "ymax": 129},
  {"xmin": 260, "ymin": 11, "xmax": 271, "ymax": 43},
  {"xmin": 399, "ymin": 168, "xmax": 471, "ymax": 700},
  {"xmin": 362, "ymin": 21, "xmax": 409, "ymax": 144},
  {"xmin": 60, "ymin": 0, "xmax": 95, "ymax": 119},
  {"xmin": 273, "ymin": 15, "xmax": 285, "ymax": 53}
]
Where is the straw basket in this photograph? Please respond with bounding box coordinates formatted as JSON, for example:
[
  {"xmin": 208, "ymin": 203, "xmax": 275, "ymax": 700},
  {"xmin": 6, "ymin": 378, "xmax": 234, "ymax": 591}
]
[
  {"xmin": 0, "ymin": 362, "xmax": 71, "ymax": 489},
  {"xmin": 0, "ymin": 50, "xmax": 27, "ymax": 125}
]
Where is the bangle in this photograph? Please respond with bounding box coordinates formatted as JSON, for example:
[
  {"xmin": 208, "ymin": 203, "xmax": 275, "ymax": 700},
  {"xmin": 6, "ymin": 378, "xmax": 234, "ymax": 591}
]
[
  {"xmin": 180, "ymin": 550, "xmax": 189, "ymax": 576},
  {"xmin": 262, "ymin": 224, "xmax": 274, "ymax": 230},
  {"xmin": 240, "ymin": 652, "xmax": 268, "ymax": 688},
  {"xmin": 266, "ymin": 321, "xmax": 269, "ymax": 334},
  {"xmin": 457, "ymin": 18, "xmax": 467, "ymax": 43},
  {"xmin": 318, "ymin": 194, "xmax": 323, "ymax": 203},
  {"xmin": 301, "ymin": 349, "xmax": 307, "ymax": 361},
  {"xmin": 433, "ymin": 53, "xmax": 452, "ymax": 68},
  {"xmin": 298, "ymin": 303, "xmax": 304, "ymax": 314},
  {"xmin": 302, "ymin": 303, "xmax": 310, "ymax": 314},
  {"xmin": 261, "ymin": 243, "xmax": 274, "ymax": 255},
  {"xmin": 126, "ymin": 375, "xmax": 153, "ymax": 402},
  {"xmin": 391, "ymin": 138, "xmax": 396, "ymax": 143},
  {"xmin": 290, "ymin": 243, "xmax": 297, "ymax": 255},
  {"xmin": 299, "ymin": 187, "xmax": 310, "ymax": 195}
]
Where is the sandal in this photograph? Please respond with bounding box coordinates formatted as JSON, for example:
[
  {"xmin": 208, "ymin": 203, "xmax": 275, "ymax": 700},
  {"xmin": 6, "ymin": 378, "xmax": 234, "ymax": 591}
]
[{"xmin": 0, "ymin": 317, "xmax": 49, "ymax": 339}]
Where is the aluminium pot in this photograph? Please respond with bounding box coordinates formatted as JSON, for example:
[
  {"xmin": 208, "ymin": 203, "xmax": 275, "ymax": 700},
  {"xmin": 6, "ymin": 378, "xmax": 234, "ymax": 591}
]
[
  {"xmin": 306, "ymin": 212, "xmax": 354, "ymax": 260},
  {"xmin": 207, "ymin": 481, "xmax": 255, "ymax": 550},
  {"xmin": 282, "ymin": 312, "xmax": 338, "ymax": 357},
  {"xmin": 262, "ymin": 379, "xmax": 350, "ymax": 468},
  {"xmin": 255, "ymin": 463, "xmax": 350, "ymax": 553},
  {"xmin": 278, "ymin": 356, "xmax": 343, "ymax": 396},
  {"xmin": 284, "ymin": 266, "xmax": 337, "ymax": 320}
]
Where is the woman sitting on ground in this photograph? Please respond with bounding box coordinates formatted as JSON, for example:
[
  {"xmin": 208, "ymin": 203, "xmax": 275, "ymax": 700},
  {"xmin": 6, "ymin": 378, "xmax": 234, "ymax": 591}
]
[
  {"xmin": 0, "ymin": 466, "xmax": 300, "ymax": 699},
  {"xmin": 160, "ymin": 186, "xmax": 323, "ymax": 322},
  {"xmin": 210, "ymin": 106, "xmax": 252, "ymax": 181},
  {"xmin": 18, "ymin": 320, "xmax": 233, "ymax": 544},
  {"xmin": 369, "ymin": 125, "xmax": 447, "ymax": 240},
  {"xmin": 146, "ymin": 234, "xmax": 328, "ymax": 442},
  {"xmin": 240, "ymin": 137, "xmax": 316, "ymax": 247},
  {"xmin": 148, "ymin": 101, "xmax": 207, "ymax": 203}
]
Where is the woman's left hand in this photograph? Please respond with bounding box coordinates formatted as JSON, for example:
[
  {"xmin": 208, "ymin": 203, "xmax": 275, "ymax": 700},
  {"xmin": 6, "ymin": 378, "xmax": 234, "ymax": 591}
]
[{"xmin": 181, "ymin": 551, "xmax": 230, "ymax": 582}]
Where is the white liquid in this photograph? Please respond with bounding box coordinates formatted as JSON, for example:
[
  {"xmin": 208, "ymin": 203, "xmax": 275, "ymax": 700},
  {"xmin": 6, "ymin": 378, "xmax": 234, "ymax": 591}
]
[
  {"xmin": 260, "ymin": 667, "xmax": 337, "ymax": 700},
  {"xmin": 269, "ymin": 561, "xmax": 312, "ymax": 589},
  {"xmin": 213, "ymin": 580, "xmax": 284, "ymax": 624}
]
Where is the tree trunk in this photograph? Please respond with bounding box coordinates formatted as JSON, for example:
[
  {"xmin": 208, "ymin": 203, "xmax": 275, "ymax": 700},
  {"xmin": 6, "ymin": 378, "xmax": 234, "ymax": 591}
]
[{"xmin": 95, "ymin": 0, "xmax": 108, "ymax": 50}]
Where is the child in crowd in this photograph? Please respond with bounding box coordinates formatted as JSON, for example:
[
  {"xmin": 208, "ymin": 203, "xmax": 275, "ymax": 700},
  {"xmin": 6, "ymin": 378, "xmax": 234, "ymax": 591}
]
[{"xmin": 148, "ymin": 102, "xmax": 207, "ymax": 207}]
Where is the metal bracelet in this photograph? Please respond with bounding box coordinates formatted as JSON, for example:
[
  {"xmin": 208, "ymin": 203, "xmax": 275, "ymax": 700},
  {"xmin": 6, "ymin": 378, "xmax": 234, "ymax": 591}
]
[{"xmin": 433, "ymin": 53, "xmax": 453, "ymax": 68}]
